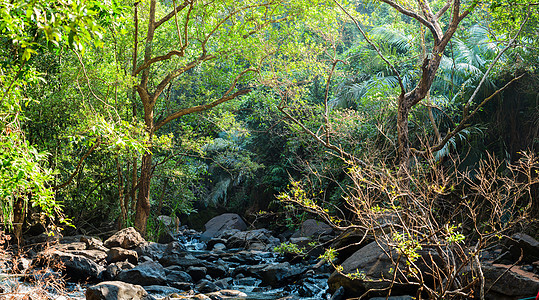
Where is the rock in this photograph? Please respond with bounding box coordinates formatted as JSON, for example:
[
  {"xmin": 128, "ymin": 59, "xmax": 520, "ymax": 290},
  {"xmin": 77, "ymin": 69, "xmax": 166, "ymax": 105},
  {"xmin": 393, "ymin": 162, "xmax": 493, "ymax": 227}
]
[
  {"xmin": 204, "ymin": 262, "xmax": 228, "ymax": 279},
  {"xmin": 330, "ymin": 286, "xmax": 345, "ymax": 300},
  {"xmin": 85, "ymin": 281, "xmax": 155, "ymax": 300},
  {"xmin": 187, "ymin": 266, "xmax": 207, "ymax": 282},
  {"xmin": 212, "ymin": 243, "xmax": 226, "ymax": 251},
  {"xmin": 483, "ymin": 263, "xmax": 539, "ymax": 298},
  {"xmin": 290, "ymin": 219, "xmax": 334, "ymax": 239},
  {"xmin": 369, "ymin": 297, "xmax": 414, "ymax": 300},
  {"xmin": 107, "ymin": 247, "xmax": 138, "ymax": 264},
  {"xmin": 38, "ymin": 250, "xmax": 104, "ymax": 281},
  {"xmin": 136, "ymin": 242, "xmax": 168, "ymax": 261},
  {"xmin": 505, "ymin": 233, "xmax": 539, "ymax": 263},
  {"xmin": 195, "ymin": 279, "xmax": 220, "ymax": 293},
  {"xmin": 104, "ymin": 227, "xmax": 145, "ymax": 249},
  {"xmin": 224, "ymin": 229, "xmax": 279, "ymax": 250},
  {"xmin": 214, "ymin": 277, "xmax": 233, "ymax": 289},
  {"xmin": 143, "ymin": 285, "xmax": 180, "ymax": 296},
  {"xmin": 116, "ymin": 261, "xmax": 165, "ymax": 286},
  {"xmin": 327, "ymin": 241, "xmax": 420, "ymax": 298},
  {"xmin": 70, "ymin": 249, "xmax": 108, "ymax": 263},
  {"xmin": 206, "ymin": 289, "xmax": 248, "ymax": 299},
  {"xmin": 201, "ymin": 214, "xmax": 247, "ymax": 241},
  {"xmin": 330, "ymin": 228, "xmax": 372, "ymax": 261},
  {"xmin": 244, "ymin": 262, "xmax": 305, "ymax": 287},
  {"xmin": 104, "ymin": 261, "xmax": 135, "ymax": 280},
  {"xmin": 160, "ymin": 253, "xmax": 202, "ymax": 268},
  {"xmin": 165, "ymin": 266, "xmax": 193, "ymax": 283},
  {"xmin": 170, "ymin": 282, "xmax": 193, "ymax": 291},
  {"xmin": 81, "ymin": 236, "xmax": 109, "ymax": 252},
  {"xmin": 156, "ymin": 215, "xmax": 180, "ymax": 244}
]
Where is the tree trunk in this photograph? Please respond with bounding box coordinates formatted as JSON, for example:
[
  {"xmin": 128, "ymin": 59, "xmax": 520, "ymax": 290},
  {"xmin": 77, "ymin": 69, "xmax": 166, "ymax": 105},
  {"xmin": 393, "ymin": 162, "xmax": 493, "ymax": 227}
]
[
  {"xmin": 13, "ymin": 197, "xmax": 25, "ymax": 245},
  {"xmin": 135, "ymin": 152, "xmax": 152, "ymax": 235}
]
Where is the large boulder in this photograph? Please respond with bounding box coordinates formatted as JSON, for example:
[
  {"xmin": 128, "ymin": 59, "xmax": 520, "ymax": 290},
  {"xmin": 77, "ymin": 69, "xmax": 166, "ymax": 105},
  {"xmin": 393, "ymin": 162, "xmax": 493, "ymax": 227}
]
[
  {"xmin": 116, "ymin": 261, "xmax": 166, "ymax": 286},
  {"xmin": 483, "ymin": 263, "xmax": 539, "ymax": 298},
  {"xmin": 201, "ymin": 214, "xmax": 247, "ymax": 241},
  {"xmin": 38, "ymin": 250, "xmax": 104, "ymax": 281},
  {"xmin": 291, "ymin": 219, "xmax": 334, "ymax": 239},
  {"xmin": 505, "ymin": 233, "xmax": 539, "ymax": 264},
  {"xmin": 243, "ymin": 262, "xmax": 305, "ymax": 287},
  {"xmin": 85, "ymin": 281, "xmax": 155, "ymax": 300},
  {"xmin": 327, "ymin": 241, "xmax": 421, "ymax": 298},
  {"xmin": 222, "ymin": 229, "xmax": 280, "ymax": 250},
  {"xmin": 104, "ymin": 227, "xmax": 145, "ymax": 249},
  {"xmin": 135, "ymin": 242, "xmax": 168, "ymax": 261}
]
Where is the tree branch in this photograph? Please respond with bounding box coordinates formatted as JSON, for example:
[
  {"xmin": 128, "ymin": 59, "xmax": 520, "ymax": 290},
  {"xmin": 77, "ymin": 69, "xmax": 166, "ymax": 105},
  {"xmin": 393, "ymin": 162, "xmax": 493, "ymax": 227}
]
[
  {"xmin": 154, "ymin": 0, "xmax": 190, "ymax": 29},
  {"xmin": 53, "ymin": 137, "xmax": 101, "ymax": 190},
  {"xmin": 154, "ymin": 89, "xmax": 251, "ymax": 131}
]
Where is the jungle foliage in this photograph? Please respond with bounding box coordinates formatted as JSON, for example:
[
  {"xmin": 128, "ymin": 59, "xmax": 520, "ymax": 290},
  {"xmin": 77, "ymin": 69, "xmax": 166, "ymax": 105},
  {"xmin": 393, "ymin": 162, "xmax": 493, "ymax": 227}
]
[{"xmin": 0, "ymin": 0, "xmax": 537, "ymax": 247}]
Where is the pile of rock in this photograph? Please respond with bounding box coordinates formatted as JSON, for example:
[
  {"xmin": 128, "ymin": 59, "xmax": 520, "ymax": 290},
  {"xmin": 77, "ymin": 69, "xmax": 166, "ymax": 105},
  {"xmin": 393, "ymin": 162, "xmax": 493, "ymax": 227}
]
[{"xmin": 31, "ymin": 214, "xmax": 335, "ymax": 299}]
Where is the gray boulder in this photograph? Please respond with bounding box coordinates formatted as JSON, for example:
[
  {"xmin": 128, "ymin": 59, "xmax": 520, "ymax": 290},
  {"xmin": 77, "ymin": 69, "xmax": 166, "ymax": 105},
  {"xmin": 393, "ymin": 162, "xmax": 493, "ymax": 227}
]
[
  {"xmin": 201, "ymin": 214, "xmax": 247, "ymax": 241},
  {"xmin": 116, "ymin": 261, "xmax": 165, "ymax": 286},
  {"xmin": 506, "ymin": 233, "xmax": 539, "ymax": 263},
  {"xmin": 483, "ymin": 263, "xmax": 539, "ymax": 298},
  {"xmin": 327, "ymin": 241, "xmax": 419, "ymax": 297},
  {"xmin": 224, "ymin": 229, "xmax": 280, "ymax": 250},
  {"xmin": 104, "ymin": 227, "xmax": 145, "ymax": 249},
  {"xmin": 40, "ymin": 250, "xmax": 104, "ymax": 281},
  {"xmin": 135, "ymin": 242, "xmax": 168, "ymax": 261},
  {"xmin": 85, "ymin": 281, "xmax": 155, "ymax": 300},
  {"xmin": 291, "ymin": 219, "xmax": 333, "ymax": 239}
]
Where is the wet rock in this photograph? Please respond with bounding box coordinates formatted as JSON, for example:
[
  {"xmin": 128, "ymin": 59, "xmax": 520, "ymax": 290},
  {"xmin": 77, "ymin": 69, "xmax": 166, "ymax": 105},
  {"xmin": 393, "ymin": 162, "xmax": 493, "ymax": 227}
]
[
  {"xmin": 116, "ymin": 261, "xmax": 165, "ymax": 286},
  {"xmin": 170, "ymin": 282, "xmax": 193, "ymax": 291},
  {"xmin": 212, "ymin": 243, "xmax": 226, "ymax": 251},
  {"xmin": 206, "ymin": 289, "xmax": 248, "ymax": 299},
  {"xmin": 290, "ymin": 219, "xmax": 333, "ymax": 239},
  {"xmin": 214, "ymin": 277, "xmax": 233, "ymax": 289},
  {"xmin": 104, "ymin": 227, "xmax": 145, "ymax": 249},
  {"xmin": 143, "ymin": 285, "xmax": 180, "ymax": 296},
  {"xmin": 160, "ymin": 253, "xmax": 203, "ymax": 267},
  {"xmin": 187, "ymin": 266, "xmax": 207, "ymax": 282},
  {"xmin": 204, "ymin": 262, "xmax": 228, "ymax": 279},
  {"xmin": 165, "ymin": 266, "xmax": 193, "ymax": 283},
  {"xmin": 201, "ymin": 214, "xmax": 247, "ymax": 241},
  {"xmin": 244, "ymin": 262, "xmax": 305, "ymax": 287},
  {"xmin": 195, "ymin": 279, "xmax": 220, "ymax": 293},
  {"xmin": 85, "ymin": 281, "xmax": 155, "ymax": 300},
  {"xmin": 483, "ymin": 263, "xmax": 539, "ymax": 298},
  {"xmin": 107, "ymin": 247, "xmax": 138, "ymax": 264}
]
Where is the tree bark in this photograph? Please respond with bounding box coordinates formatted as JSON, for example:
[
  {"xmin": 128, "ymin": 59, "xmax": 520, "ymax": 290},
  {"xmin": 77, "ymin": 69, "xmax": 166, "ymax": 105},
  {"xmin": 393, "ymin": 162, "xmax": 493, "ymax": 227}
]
[{"xmin": 135, "ymin": 152, "xmax": 152, "ymax": 235}]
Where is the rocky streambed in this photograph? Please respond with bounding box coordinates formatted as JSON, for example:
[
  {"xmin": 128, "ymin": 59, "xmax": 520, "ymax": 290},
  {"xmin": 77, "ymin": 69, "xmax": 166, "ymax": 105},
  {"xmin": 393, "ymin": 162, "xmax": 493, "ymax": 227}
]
[{"xmin": 2, "ymin": 213, "xmax": 539, "ymax": 300}]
